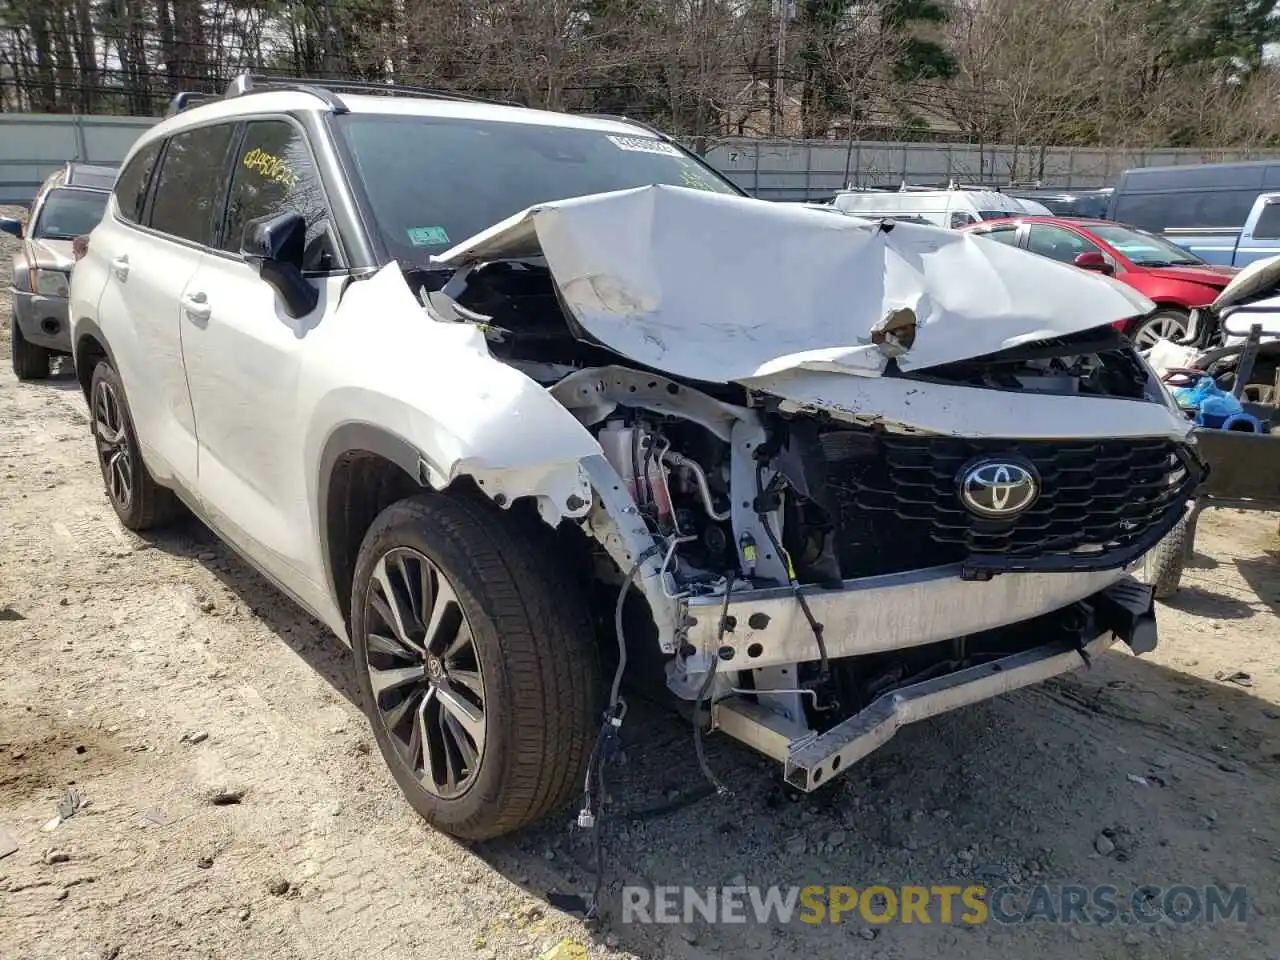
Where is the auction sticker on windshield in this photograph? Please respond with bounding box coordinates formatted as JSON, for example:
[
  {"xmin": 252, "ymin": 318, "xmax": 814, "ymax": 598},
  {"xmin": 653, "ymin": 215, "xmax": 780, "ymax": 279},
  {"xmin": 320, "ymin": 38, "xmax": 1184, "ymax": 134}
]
[
  {"xmin": 407, "ymin": 226, "xmax": 451, "ymax": 247},
  {"xmin": 608, "ymin": 135, "xmax": 682, "ymax": 157}
]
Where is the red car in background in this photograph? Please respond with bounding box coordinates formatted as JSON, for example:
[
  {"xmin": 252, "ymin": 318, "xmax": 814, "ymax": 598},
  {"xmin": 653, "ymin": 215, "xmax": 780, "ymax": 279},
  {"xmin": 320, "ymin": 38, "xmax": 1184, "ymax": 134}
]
[{"xmin": 963, "ymin": 216, "xmax": 1238, "ymax": 348}]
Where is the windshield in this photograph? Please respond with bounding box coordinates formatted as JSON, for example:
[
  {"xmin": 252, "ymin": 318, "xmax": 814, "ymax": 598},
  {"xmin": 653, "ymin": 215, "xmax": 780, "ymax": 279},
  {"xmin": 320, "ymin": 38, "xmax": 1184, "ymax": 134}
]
[
  {"xmin": 336, "ymin": 115, "xmax": 740, "ymax": 265},
  {"xmin": 1089, "ymin": 223, "xmax": 1204, "ymax": 266},
  {"xmin": 32, "ymin": 187, "xmax": 108, "ymax": 240},
  {"xmin": 979, "ymin": 209, "xmax": 1021, "ymax": 220}
]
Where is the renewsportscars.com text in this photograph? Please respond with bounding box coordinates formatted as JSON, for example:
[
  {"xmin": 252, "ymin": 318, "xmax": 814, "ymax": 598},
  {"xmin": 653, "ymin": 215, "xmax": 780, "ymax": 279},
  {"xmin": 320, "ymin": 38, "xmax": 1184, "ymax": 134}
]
[{"xmin": 621, "ymin": 883, "xmax": 1248, "ymax": 926}]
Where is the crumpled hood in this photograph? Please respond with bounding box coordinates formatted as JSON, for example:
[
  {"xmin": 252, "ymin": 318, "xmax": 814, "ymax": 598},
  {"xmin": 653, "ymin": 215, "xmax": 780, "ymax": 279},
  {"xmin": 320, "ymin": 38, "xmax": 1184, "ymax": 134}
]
[{"xmin": 433, "ymin": 184, "xmax": 1154, "ymax": 384}]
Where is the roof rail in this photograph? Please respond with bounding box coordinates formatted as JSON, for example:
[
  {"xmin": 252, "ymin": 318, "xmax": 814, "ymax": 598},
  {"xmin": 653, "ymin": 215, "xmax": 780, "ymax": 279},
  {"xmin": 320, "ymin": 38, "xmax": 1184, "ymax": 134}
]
[
  {"xmin": 222, "ymin": 73, "xmax": 522, "ymax": 111},
  {"xmin": 577, "ymin": 113, "xmax": 673, "ymax": 141},
  {"xmin": 950, "ymin": 180, "xmax": 1007, "ymax": 192},
  {"xmin": 223, "ymin": 73, "xmax": 350, "ymax": 112},
  {"xmin": 164, "ymin": 91, "xmax": 219, "ymax": 118}
]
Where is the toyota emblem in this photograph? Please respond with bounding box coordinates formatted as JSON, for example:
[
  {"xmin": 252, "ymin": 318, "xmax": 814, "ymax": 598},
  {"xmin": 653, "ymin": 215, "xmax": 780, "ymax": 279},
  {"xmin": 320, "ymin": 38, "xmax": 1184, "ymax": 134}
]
[{"xmin": 958, "ymin": 458, "xmax": 1040, "ymax": 518}]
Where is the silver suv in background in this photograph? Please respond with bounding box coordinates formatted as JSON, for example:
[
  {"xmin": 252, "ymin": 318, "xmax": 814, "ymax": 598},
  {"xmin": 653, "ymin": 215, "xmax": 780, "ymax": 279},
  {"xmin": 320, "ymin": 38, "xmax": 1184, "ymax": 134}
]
[{"xmin": 2, "ymin": 162, "xmax": 115, "ymax": 380}]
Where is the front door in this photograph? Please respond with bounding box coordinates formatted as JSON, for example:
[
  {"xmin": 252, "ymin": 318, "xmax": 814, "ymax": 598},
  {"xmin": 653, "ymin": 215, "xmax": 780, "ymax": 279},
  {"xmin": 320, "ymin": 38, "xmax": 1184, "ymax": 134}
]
[{"xmin": 179, "ymin": 116, "xmax": 346, "ymax": 602}]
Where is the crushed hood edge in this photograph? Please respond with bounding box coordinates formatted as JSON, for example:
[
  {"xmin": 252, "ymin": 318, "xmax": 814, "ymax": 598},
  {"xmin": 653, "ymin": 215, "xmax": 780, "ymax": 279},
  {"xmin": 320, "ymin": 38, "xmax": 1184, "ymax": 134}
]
[{"xmin": 433, "ymin": 185, "xmax": 1155, "ymax": 385}]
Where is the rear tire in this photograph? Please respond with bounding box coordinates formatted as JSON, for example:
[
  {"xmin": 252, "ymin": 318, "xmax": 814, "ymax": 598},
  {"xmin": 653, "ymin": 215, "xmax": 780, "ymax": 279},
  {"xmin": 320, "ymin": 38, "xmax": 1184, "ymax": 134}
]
[
  {"xmin": 351, "ymin": 492, "xmax": 601, "ymax": 840},
  {"xmin": 89, "ymin": 360, "xmax": 181, "ymax": 530},
  {"xmin": 1142, "ymin": 514, "xmax": 1189, "ymax": 599},
  {"xmin": 11, "ymin": 313, "xmax": 50, "ymax": 381}
]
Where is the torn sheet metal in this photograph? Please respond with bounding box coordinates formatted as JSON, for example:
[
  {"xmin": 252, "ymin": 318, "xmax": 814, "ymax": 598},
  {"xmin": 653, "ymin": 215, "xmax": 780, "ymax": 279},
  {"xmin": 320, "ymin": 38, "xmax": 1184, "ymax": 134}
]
[
  {"xmin": 433, "ymin": 184, "xmax": 1155, "ymax": 383},
  {"xmin": 314, "ymin": 263, "xmax": 602, "ymax": 524}
]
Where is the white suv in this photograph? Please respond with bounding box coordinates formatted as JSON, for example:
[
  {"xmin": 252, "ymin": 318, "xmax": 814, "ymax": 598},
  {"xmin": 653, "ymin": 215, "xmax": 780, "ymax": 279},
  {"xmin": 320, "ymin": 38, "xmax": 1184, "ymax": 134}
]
[{"xmin": 70, "ymin": 75, "xmax": 1201, "ymax": 841}]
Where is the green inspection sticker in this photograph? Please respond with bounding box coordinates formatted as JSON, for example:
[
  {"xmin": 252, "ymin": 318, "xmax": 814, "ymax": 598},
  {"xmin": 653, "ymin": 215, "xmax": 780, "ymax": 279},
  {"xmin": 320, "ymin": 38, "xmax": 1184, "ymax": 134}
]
[{"xmin": 407, "ymin": 226, "xmax": 451, "ymax": 247}]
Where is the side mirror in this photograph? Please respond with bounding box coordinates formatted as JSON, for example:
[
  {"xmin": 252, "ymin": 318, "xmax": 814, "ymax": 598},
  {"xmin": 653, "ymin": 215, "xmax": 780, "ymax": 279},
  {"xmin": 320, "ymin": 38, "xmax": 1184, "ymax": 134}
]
[
  {"xmin": 1074, "ymin": 251, "xmax": 1114, "ymax": 275},
  {"xmin": 0, "ymin": 216, "xmax": 23, "ymax": 238},
  {"xmin": 240, "ymin": 211, "xmax": 318, "ymax": 318}
]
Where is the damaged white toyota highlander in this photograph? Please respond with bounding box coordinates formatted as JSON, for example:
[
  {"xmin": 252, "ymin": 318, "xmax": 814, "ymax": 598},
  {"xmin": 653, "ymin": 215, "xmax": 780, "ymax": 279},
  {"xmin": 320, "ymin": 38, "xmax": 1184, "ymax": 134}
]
[{"xmin": 70, "ymin": 76, "xmax": 1202, "ymax": 840}]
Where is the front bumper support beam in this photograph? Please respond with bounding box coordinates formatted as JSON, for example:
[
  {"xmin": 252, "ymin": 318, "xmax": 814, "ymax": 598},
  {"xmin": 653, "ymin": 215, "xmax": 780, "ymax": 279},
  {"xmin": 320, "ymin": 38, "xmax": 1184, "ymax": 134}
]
[{"xmin": 711, "ymin": 578, "xmax": 1156, "ymax": 791}]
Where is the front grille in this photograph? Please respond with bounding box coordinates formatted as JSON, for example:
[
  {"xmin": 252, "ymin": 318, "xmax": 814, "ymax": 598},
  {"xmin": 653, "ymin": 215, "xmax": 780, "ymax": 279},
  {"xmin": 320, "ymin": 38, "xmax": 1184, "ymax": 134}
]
[{"xmin": 819, "ymin": 430, "xmax": 1197, "ymax": 577}]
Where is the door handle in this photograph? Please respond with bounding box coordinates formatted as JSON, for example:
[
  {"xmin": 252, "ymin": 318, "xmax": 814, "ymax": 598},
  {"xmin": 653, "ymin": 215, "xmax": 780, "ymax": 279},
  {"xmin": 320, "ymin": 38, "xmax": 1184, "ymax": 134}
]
[
  {"xmin": 182, "ymin": 291, "xmax": 211, "ymax": 323},
  {"xmin": 111, "ymin": 255, "xmax": 129, "ymax": 281}
]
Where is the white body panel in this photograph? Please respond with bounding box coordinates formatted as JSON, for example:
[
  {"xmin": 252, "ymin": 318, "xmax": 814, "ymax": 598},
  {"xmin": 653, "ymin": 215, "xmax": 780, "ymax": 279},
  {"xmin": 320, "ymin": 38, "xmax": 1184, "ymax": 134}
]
[
  {"xmin": 180, "ymin": 262, "xmax": 598, "ymax": 634},
  {"xmin": 78, "ymin": 204, "xmax": 201, "ymax": 488},
  {"xmin": 71, "ymin": 102, "xmax": 1187, "ymax": 649}
]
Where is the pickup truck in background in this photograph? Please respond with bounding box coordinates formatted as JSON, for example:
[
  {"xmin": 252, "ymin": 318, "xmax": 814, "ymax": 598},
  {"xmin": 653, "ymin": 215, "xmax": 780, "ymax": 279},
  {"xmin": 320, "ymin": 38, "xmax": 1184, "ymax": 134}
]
[{"xmin": 1165, "ymin": 192, "xmax": 1280, "ymax": 267}]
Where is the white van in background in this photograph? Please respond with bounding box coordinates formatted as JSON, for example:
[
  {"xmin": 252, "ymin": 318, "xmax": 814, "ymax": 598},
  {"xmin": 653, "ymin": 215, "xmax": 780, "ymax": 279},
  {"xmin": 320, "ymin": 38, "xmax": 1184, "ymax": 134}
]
[{"xmin": 831, "ymin": 185, "xmax": 1041, "ymax": 228}]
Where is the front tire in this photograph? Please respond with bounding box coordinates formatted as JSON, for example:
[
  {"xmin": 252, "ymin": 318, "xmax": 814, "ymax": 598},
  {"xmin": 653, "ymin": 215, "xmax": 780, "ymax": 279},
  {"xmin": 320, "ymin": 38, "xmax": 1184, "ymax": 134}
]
[
  {"xmin": 1129, "ymin": 307, "xmax": 1190, "ymax": 350},
  {"xmin": 1142, "ymin": 514, "xmax": 1189, "ymax": 599},
  {"xmin": 89, "ymin": 360, "xmax": 180, "ymax": 530},
  {"xmin": 351, "ymin": 493, "xmax": 601, "ymax": 840},
  {"xmin": 11, "ymin": 313, "xmax": 50, "ymax": 381}
]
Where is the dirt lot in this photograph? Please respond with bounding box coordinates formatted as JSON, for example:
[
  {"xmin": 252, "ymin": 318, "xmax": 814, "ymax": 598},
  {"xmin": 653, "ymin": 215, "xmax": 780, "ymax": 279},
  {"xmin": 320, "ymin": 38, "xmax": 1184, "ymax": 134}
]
[{"xmin": 1, "ymin": 213, "xmax": 1278, "ymax": 960}]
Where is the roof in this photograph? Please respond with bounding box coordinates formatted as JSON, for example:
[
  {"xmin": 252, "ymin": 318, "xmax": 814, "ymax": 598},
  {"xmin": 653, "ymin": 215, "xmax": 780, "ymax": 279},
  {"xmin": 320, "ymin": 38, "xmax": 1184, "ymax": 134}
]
[
  {"xmin": 64, "ymin": 162, "xmax": 118, "ymax": 191},
  {"xmin": 125, "ymin": 88, "xmax": 660, "ymax": 178},
  {"xmin": 144, "ymin": 88, "xmax": 649, "ymax": 148},
  {"xmin": 970, "ymin": 215, "xmax": 1116, "ymax": 228},
  {"xmin": 1122, "ymin": 158, "xmax": 1275, "ymax": 176}
]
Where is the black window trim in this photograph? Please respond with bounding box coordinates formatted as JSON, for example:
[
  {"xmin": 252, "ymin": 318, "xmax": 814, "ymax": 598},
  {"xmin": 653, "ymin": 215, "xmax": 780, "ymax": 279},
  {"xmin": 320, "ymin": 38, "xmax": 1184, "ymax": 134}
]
[
  {"xmin": 110, "ymin": 138, "xmax": 163, "ymax": 227},
  {"xmin": 320, "ymin": 110, "xmax": 382, "ymax": 273},
  {"xmin": 112, "ymin": 113, "xmax": 351, "ymax": 275},
  {"xmin": 144, "ymin": 120, "xmax": 242, "ymax": 251},
  {"xmin": 110, "ymin": 121, "xmax": 235, "ymax": 254},
  {"xmin": 210, "ymin": 111, "xmax": 350, "ymax": 275}
]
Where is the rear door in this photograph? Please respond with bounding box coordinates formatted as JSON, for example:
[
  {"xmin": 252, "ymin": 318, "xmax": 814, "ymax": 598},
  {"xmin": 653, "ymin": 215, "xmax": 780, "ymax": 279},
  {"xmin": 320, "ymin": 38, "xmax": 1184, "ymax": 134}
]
[
  {"xmin": 1235, "ymin": 194, "xmax": 1280, "ymax": 267},
  {"xmin": 88, "ymin": 125, "xmax": 237, "ymax": 489},
  {"xmin": 179, "ymin": 116, "xmax": 345, "ymax": 595}
]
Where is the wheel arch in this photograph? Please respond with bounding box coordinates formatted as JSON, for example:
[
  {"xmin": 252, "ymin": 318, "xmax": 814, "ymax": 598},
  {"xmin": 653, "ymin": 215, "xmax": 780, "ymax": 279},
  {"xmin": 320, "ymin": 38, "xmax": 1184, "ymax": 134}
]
[
  {"xmin": 71, "ymin": 317, "xmax": 115, "ymax": 403},
  {"xmin": 317, "ymin": 423, "xmax": 429, "ymax": 630},
  {"xmin": 315, "ymin": 417, "xmax": 598, "ymax": 631},
  {"xmin": 1146, "ymin": 300, "xmax": 1193, "ymax": 314}
]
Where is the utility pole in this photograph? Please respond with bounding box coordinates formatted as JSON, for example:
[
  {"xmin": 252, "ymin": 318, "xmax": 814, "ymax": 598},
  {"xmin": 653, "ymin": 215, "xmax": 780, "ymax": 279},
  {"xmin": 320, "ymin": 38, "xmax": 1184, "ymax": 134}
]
[{"xmin": 773, "ymin": 0, "xmax": 790, "ymax": 137}]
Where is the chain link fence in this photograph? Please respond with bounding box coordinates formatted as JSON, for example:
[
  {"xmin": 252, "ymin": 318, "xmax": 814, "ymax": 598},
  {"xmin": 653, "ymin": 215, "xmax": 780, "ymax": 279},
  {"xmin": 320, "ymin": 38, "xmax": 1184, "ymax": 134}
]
[
  {"xmin": 706, "ymin": 138, "xmax": 1280, "ymax": 201},
  {"xmin": 6, "ymin": 112, "xmax": 1280, "ymax": 206}
]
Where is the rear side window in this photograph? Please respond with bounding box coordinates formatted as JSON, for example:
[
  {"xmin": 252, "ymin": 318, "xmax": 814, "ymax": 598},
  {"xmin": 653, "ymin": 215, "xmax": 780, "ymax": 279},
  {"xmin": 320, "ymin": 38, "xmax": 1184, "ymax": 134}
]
[
  {"xmin": 976, "ymin": 225, "xmax": 1020, "ymax": 246},
  {"xmin": 113, "ymin": 141, "xmax": 162, "ymax": 224},
  {"xmin": 149, "ymin": 124, "xmax": 236, "ymax": 245},
  {"xmin": 221, "ymin": 119, "xmax": 336, "ymax": 270},
  {"xmin": 1252, "ymin": 203, "xmax": 1280, "ymax": 240},
  {"xmin": 1026, "ymin": 224, "xmax": 1101, "ymax": 264},
  {"xmin": 1115, "ymin": 190, "xmax": 1258, "ymax": 232}
]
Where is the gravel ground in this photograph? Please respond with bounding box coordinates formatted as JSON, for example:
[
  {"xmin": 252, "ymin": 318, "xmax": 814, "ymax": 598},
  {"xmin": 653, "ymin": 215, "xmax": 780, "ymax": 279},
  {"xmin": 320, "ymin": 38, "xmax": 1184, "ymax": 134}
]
[{"xmin": 1, "ymin": 208, "xmax": 1279, "ymax": 960}]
